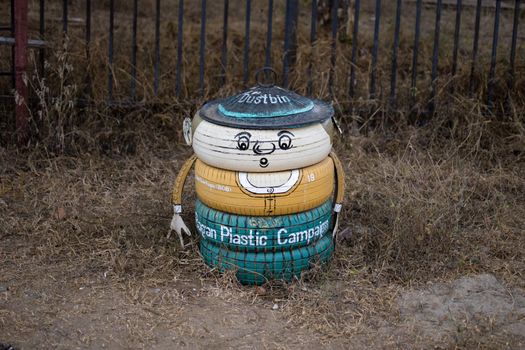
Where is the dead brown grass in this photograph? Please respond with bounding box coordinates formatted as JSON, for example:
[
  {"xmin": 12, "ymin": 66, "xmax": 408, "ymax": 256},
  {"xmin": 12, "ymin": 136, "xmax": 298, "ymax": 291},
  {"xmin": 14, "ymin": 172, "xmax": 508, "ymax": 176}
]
[
  {"xmin": 1, "ymin": 95, "xmax": 524, "ymax": 347},
  {"xmin": 1, "ymin": 2, "xmax": 524, "ymax": 348}
]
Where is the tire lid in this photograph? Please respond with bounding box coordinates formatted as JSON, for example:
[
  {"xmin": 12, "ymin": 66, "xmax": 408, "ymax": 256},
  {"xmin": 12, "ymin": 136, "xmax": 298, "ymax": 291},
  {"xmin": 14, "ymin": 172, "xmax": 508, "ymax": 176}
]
[{"xmin": 199, "ymin": 68, "xmax": 334, "ymax": 129}]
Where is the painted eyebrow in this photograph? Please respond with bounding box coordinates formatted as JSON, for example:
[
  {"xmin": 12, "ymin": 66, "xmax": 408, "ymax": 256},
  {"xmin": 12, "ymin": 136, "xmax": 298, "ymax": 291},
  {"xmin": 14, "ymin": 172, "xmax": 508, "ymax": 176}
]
[
  {"xmin": 234, "ymin": 131, "xmax": 252, "ymax": 138},
  {"xmin": 277, "ymin": 130, "xmax": 294, "ymax": 136}
]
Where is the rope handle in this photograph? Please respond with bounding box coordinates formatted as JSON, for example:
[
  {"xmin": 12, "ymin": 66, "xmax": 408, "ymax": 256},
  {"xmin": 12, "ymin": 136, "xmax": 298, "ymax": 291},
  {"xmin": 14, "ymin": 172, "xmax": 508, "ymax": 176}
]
[
  {"xmin": 171, "ymin": 154, "xmax": 197, "ymax": 210},
  {"xmin": 329, "ymin": 150, "xmax": 345, "ymax": 212}
]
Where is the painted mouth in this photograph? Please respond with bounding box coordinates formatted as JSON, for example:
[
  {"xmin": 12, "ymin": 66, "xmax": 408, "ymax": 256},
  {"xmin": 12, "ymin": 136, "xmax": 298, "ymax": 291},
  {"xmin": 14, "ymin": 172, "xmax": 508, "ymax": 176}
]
[
  {"xmin": 238, "ymin": 170, "xmax": 300, "ymax": 194},
  {"xmin": 259, "ymin": 158, "xmax": 269, "ymax": 168}
]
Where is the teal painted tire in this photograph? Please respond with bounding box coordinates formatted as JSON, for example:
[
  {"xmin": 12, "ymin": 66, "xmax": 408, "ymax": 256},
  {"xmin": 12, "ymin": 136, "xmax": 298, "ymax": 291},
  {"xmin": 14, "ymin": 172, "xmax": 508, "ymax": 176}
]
[
  {"xmin": 200, "ymin": 234, "xmax": 334, "ymax": 285},
  {"xmin": 195, "ymin": 199, "xmax": 333, "ymax": 251}
]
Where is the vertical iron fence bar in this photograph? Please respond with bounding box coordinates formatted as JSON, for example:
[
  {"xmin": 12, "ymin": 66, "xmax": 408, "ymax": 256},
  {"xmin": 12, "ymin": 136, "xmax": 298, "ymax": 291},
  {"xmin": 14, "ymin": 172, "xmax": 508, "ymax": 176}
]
[
  {"xmin": 508, "ymin": 0, "xmax": 520, "ymax": 89},
  {"xmin": 10, "ymin": 0, "xmax": 15, "ymax": 88},
  {"xmin": 85, "ymin": 0, "xmax": 92, "ymax": 98},
  {"xmin": 14, "ymin": 0, "xmax": 29, "ymax": 144},
  {"xmin": 108, "ymin": 0, "xmax": 114, "ymax": 101},
  {"xmin": 487, "ymin": 0, "xmax": 501, "ymax": 110},
  {"xmin": 452, "ymin": 0, "xmax": 462, "ymax": 79},
  {"xmin": 369, "ymin": 0, "xmax": 381, "ymax": 99},
  {"xmin": 265, "ymin": 0, "xmax": 273, "ymax": 68},
  {"xmin": 154, "ymin": 0, "xmax": 161, "ymax": 96},
  {"xmin": 349, "ymin": 0, "xmax": 361, "ymax": 98},
  {"xmin": 410, "ymin": 0, "xmax": 422, "ymax": 104},
  {"xmin": 429, "ymin": 0, "xmax": 442, "ymax": 114},
  {"xmin": 175, "ymin": 0, "xmax": 184, "ymax": 97},
  {"xmin": 283, "ymin": 0, "xmax": 299, "ymax": 88},
  {"xmin": 86, "ymin": 0, "xmax": 91, "ymax": 56},
  {"xmin": 283, "ymin": 0, "xmax": 291, "ymax": 87},
  {"xmin": 329, "ymin": 0, "xmax": 339, "ymax": 98},
  {"xmin": 62, "ymin": 0, "xmax": 68, "ymax": 34},
  {"xmin": 131, "ymin": 0, "xmax": 138, "ymax": 100},
  {"xmin": 342, "ymin": 0, "xmax": 349, "ymax": 39},
  {"xmin": 307, "ymin": 0, "xmax": 318, "ymax": 95},
  {"xmin": 390, "ymin": 0, "xmax": 402, "ymax": 106},
  {"xmin": 243, "ymin": 0, "xmax": 251, "ymax": 86},
  {"xmin": 469, "ymin": 0, "xmax": 482, "ymax": 96},
  {"xmin": 221, "ymin": 0, "xmax": 229, "ymax": 86},
  {"xmin": 39, "ymin": 0, "xmax": 45, "ymax": 74},
  {"xmin": 199, "ymin": 0, "xmax": 206, "ymax": 97}
]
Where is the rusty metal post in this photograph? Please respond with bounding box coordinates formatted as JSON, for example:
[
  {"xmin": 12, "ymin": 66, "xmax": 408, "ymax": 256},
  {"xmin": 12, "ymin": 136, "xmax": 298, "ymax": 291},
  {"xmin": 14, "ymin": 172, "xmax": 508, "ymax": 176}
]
[{"xmin": 14, "ymin": 0, "xmax": 29, "ymax": 145}]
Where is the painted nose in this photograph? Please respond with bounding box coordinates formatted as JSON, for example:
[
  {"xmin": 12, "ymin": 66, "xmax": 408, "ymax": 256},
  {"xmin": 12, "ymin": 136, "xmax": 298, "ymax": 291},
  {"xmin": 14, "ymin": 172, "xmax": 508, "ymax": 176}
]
[{"xmin": 252, "ymin": 141, "xmax": 276, "ymax": 155}]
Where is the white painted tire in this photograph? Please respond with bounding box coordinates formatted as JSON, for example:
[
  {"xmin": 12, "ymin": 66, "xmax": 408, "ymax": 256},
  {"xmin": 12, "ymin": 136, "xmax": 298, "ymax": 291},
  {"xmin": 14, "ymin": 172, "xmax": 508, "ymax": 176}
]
[{"xmin": 192, "ymin": 119, "xmax": 333, "ymax": 172}]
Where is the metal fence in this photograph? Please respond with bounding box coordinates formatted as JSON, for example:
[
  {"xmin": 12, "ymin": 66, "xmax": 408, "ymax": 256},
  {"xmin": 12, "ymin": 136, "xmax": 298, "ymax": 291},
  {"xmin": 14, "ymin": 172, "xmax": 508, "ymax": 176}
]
[{"xmin": 1, "ymin": 0, "xmax": 523, "ymax": 143}]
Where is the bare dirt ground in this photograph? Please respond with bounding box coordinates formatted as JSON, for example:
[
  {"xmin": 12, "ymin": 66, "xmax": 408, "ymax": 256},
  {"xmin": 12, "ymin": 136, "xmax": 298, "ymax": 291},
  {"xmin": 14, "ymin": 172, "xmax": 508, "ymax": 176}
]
[{"xmin": 1, "ymin": 108, "xmax": 524, "ymax": 349}]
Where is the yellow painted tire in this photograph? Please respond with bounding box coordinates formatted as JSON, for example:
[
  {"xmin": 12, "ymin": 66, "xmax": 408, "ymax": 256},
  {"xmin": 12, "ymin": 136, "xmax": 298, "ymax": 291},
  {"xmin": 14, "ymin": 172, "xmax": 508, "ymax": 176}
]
[
  {"xmin": 195, "ymin": 157, "xmax": 335, "ymax": 216},
  {"xmin": 192, "ymin": 119, "xmax": 333, "ymax": 172}
]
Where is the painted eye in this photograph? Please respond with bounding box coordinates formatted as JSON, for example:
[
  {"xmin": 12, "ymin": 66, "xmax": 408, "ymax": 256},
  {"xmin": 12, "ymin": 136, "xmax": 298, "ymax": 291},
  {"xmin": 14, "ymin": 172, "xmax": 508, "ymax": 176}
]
[
  {"xmin": 236, "ymin": 134, "xmax": 251, "ymax": 151},
  {"xmin": 278, "ymin": 134, "xmax": 293, "ymax": 150}
]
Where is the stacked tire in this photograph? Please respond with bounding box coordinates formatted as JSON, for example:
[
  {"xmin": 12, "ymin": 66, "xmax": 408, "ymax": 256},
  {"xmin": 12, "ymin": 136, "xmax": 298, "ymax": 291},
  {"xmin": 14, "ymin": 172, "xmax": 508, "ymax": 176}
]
[{"xmin": 185, "ymin": 83, "xmax": 341, "ymax": 285}]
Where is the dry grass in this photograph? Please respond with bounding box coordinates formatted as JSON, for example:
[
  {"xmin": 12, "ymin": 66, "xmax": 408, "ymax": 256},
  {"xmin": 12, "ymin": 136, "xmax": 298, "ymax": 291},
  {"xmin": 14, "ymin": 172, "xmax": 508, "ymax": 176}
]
[
  {"xmin": 1, "ymin": 1, "xmax": 524, "ymax": 348},
  {"xmin": 1, "ymin": 96, "xmax": 524, "ymax": 347}
]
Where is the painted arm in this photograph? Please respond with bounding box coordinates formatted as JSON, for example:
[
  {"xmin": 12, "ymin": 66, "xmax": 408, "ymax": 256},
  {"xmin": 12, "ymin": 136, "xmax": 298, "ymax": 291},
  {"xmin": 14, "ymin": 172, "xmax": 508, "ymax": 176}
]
[
  {"xmin": 170, "ymin": 154, "xmax": 197, "ymax": 247},
  {"xmin": 329, "ymin": 150, "xmax": 346, "ymax": 237}
]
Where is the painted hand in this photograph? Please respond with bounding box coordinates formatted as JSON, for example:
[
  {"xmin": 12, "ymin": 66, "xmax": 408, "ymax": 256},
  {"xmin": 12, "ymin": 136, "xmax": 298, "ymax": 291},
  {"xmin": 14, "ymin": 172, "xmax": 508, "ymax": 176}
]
[{"xmin": 169, "ymin": 213, "xmax": 191, "ymax": 247}]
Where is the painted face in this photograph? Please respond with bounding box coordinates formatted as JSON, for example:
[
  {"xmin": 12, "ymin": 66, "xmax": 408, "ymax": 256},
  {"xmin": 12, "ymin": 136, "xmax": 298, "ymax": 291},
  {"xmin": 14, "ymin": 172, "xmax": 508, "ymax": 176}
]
[
  {"xmin": 233, "ymin": 130, "xmax": 295, "ymax": 168},
  {"xmin": 192, "ymin": 119, "xmax": 332, "ymax": 172}
]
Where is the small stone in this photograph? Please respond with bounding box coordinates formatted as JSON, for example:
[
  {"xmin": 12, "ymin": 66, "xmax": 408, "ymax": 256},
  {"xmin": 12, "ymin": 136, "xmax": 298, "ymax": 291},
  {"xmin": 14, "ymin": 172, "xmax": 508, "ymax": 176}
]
[
  {"xmin": 338, "ymin": 227, "xmax": 353, "ymax": 241},
  {"xmin": 0, "ymin": 285, "xmax": 8, "ymax": 293},
  {"xmin": 470, "ymin": 256, "xmax": 481, "ymax": 265},
  {"xmin": 55, "ymin": 206, "xmax": 66, "ymax": 220},
  {"xmin": 272, "ymin": 303, "xmax": 279, "ymax": 310}
]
